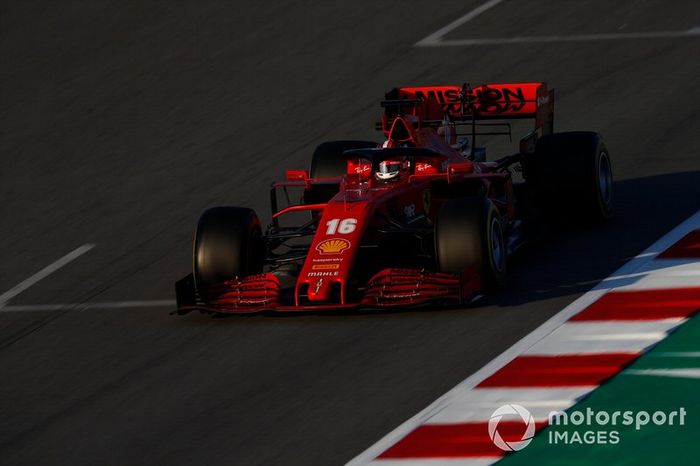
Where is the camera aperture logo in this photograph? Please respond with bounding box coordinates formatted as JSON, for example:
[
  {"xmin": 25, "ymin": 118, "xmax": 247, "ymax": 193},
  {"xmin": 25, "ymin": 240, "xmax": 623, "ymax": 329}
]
[{"xmin": 488, "ymin": 404, "xmax": 536, "ymax": 451}]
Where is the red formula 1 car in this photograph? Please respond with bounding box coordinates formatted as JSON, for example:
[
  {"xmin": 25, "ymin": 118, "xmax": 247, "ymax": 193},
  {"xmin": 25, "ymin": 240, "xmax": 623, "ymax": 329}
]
[{"xmin": 175, "ymin": 82, "xmax": 612, "ymax": 314}]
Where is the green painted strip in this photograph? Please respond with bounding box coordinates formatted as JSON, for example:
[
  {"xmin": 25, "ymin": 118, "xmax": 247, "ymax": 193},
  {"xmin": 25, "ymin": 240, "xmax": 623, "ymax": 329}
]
[{"xmin": 499, "ymin": 314, "xmax": 700, "ymax": 466}]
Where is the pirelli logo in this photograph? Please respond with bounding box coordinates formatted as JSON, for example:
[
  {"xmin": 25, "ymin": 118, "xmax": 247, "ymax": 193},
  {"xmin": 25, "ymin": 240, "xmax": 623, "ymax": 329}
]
[{"xmin": 312, "ymin": 264, "xmax": 340, "ymax": 271}]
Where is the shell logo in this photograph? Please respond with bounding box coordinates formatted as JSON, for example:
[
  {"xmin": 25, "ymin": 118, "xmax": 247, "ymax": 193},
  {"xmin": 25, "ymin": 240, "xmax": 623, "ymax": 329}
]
[{"xmin": 316, "ymin": 238, "xmax": 350, "ymax": 255}]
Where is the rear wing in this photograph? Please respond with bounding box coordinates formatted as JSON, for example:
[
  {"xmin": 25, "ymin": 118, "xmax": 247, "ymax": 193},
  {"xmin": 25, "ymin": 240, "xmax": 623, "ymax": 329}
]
[{"xmin": 383, "ymin": 82, "xmax": 554, "ymax": 135}]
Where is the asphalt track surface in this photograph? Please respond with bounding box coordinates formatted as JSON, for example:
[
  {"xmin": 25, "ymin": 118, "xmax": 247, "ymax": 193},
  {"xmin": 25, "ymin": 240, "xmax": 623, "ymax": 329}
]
[{"xmin": 1, "ymin": 1, "xmax": 699, "ymax": 465}]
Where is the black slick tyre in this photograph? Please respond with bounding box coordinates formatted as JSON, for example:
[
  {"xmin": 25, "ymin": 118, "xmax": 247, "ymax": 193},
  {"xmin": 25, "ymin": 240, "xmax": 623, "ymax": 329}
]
[
  {"xmin": 193, "ymin": 207, "xmax": 264, "ymax": 291},
  {"xmin": 435, "ymin": 197, "xmax": 506, "ymax": 291},
  {"xmin": 525, "ymin": 131, "xmax": 612, "ymax": 222}
]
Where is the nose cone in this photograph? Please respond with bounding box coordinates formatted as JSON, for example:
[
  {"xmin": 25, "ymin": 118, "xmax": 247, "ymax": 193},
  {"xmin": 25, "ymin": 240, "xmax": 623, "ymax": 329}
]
[
  {"xmin": 298, "ymin": 196, "xmax": 370, "ymax": 306},
  {"xmin": 306, "ymin": 278, "xmax": 332, "ymax": 301}
]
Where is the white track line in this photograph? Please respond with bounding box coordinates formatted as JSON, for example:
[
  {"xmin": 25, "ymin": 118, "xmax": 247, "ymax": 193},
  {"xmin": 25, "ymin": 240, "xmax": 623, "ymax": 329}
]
[
  {"xmin": 347, "ymin": 210, "xmax": 700, "ymax": 466},
  {"xmin": 0, "ymin": 300, "xmax": 176, "ymax": 312},
  {"xmin": 425, "ymin": 387, "xmax": 592, "ymax": 424},
  {"xmin": 650, "ymin": 352, "xmax": 700, "ymax": 358},
  {"xmin": 523, "ymin": 321, "xmax": 684, "ymax": 355},
  {"xmin": 624, "ymin": 368, "xmax": 700, "ymax": 379},
  {"xmin": 430, "ymin": 29, "xmax": 700, "ymax": 47},
  {"xmin": 414, "ymin": 0, "xmax": 700, "ymax": 48},
  {"xmin": 414, "ymin": 0, "xmax": 504, "ymax": 47},
  {"xmin": 0, "ymin": 244, "xmax": 95, "ymax": 307},
  {"xmin": 615, "ymin": 260, "xmax": 700, "ymax": 290}
]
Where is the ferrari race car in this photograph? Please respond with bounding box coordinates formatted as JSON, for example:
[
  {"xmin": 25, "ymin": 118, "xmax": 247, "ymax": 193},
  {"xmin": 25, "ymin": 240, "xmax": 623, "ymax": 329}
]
[{"xmin": 175, "ymin": 82, "xmax": 612, "ymax": 314}]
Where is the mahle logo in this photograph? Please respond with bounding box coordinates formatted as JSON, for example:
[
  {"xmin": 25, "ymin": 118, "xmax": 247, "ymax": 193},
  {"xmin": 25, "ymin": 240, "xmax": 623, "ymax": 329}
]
[{"xmin": 489, "ymin": 404, "xmax": 536, "ymax": 451}]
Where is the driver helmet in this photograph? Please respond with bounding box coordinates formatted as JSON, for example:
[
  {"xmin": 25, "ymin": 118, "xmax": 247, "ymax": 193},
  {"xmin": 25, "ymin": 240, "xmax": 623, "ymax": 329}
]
[{"xmin": 376, "ymin": 159, "xmax": 404, "ymax": 181}]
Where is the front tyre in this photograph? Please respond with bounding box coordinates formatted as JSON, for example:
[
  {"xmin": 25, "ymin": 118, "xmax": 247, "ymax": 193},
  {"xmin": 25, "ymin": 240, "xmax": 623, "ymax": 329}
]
[
  {"xmin": 193, "ymin": 207, "xmax": 264, "ymax": 291},
  {"xmin": 435, "ymin": 197, "xmax": 506, "ymax": 290}
]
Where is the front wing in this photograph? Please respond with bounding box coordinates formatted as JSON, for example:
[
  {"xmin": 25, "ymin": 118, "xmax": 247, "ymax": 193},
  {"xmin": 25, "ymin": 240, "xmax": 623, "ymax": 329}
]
[{"xmin": 175, "ymin": 267, "xmax": 480, "ymax": 314}]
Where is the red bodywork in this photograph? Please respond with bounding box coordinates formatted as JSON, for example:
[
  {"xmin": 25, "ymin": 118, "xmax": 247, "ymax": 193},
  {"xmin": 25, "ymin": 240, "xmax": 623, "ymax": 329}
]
[{"xmin": 176, "ymin": 82, "xmax": 554, "ymax": 314}]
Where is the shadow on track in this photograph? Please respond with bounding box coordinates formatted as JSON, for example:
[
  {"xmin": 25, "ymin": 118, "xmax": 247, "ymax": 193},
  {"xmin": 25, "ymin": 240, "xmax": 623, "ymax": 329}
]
[{"xmin": 495, "ymin": 170, "xmax": 700, "ymax": 307}]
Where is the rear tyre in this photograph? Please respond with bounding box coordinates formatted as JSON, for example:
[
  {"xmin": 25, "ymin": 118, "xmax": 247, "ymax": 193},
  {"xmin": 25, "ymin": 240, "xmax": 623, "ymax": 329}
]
[
  {"xmin": 309, "ymin": 140, "xmax": 378, "ymax": 178},
  {"xmin": 435, "ymin": 197, "xmax": 506, "ymax": 290},
  {"xmin": 193, "ymin": 207, "xmax": 264, "ymax": 290},
  {"xmin": 525, "ymin": 131, "xmax": 612, "ymax": 222},
  {"xmin": 305, "ymin": 140, "xmax": 377, "ymax": 204}
]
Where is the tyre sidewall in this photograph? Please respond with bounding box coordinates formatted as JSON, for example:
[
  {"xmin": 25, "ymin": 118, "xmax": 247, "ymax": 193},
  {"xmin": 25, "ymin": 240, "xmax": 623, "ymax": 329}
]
[
  {"xmin": 435, "ymin": 197, "xmax": 506, "ymax": 290},
  {"xmin": 193, "ymin": 207, "xmax": 263, "ymax": 290},
  {"xmin": 527, "ymin": 131, "xmax": 612, "ymax": 223}
]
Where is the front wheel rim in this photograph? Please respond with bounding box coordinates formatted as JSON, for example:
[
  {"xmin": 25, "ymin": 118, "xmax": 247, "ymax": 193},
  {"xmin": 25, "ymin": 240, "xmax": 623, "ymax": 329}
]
[
  {"xmin": 490, "ymin": 217, "xmax": 504, "ymax": 273},
  {"xmin": 598, "ymin": 152, "xmax": 612, "ymax": 206}
]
